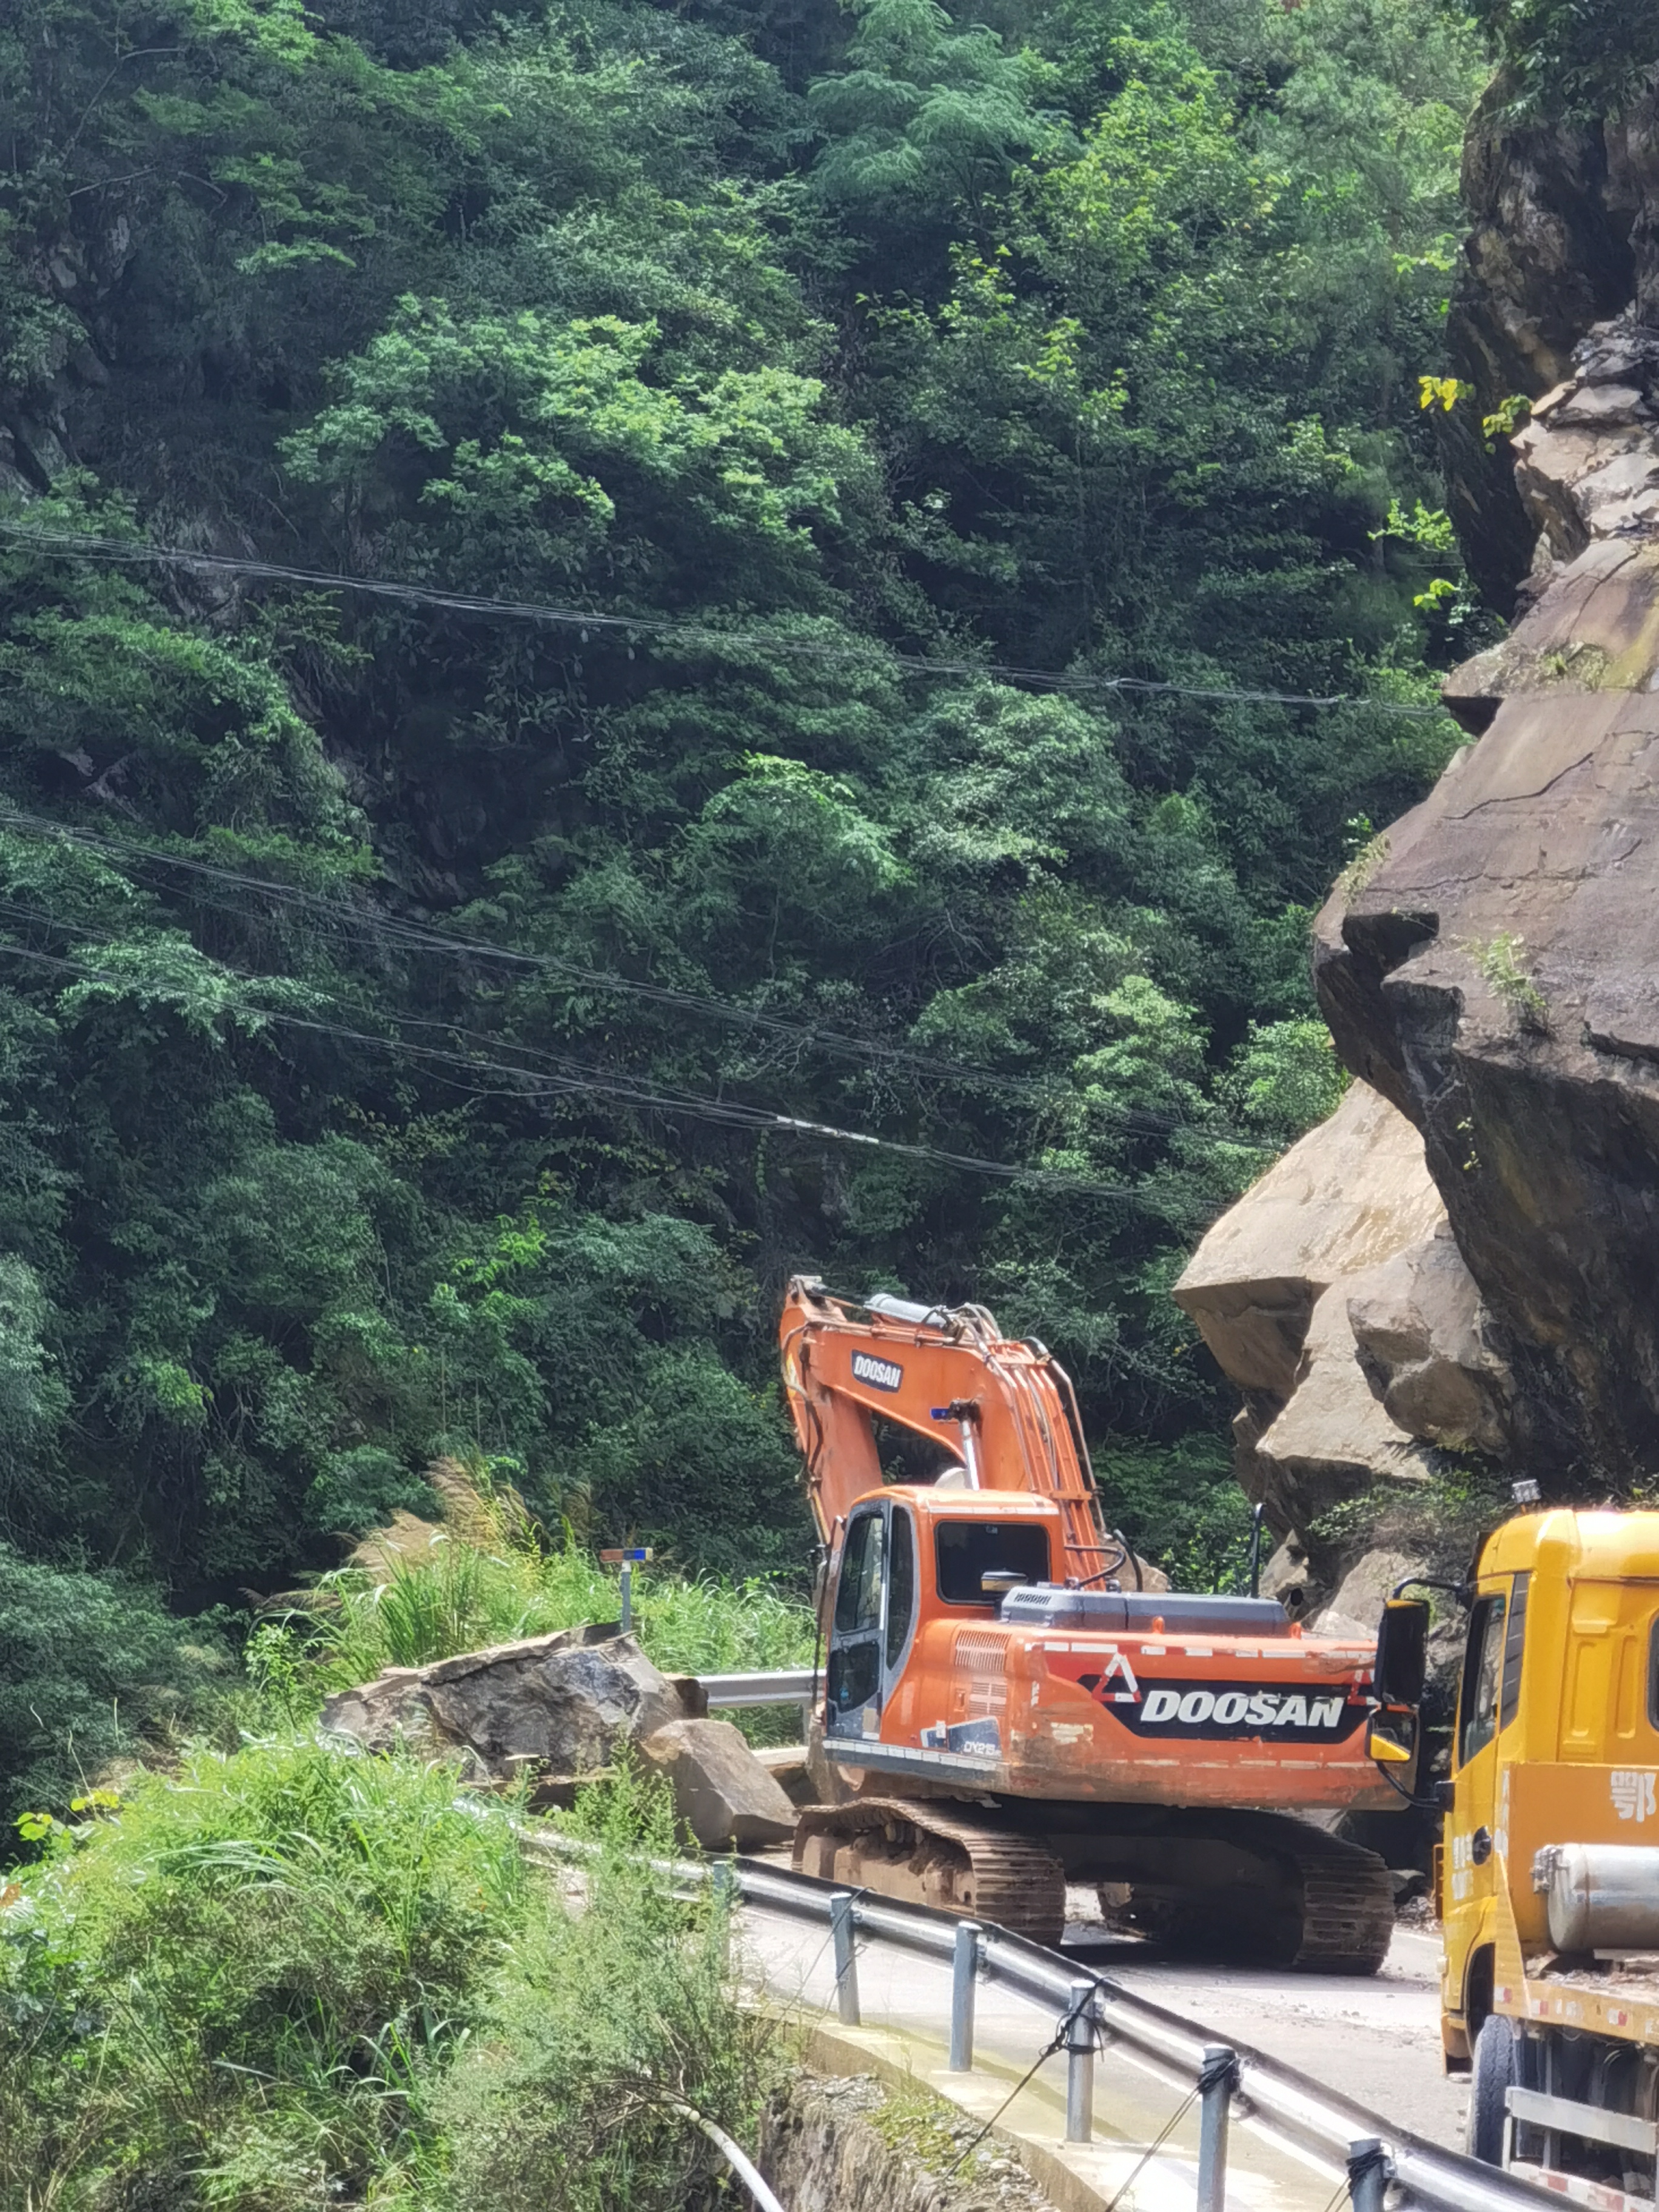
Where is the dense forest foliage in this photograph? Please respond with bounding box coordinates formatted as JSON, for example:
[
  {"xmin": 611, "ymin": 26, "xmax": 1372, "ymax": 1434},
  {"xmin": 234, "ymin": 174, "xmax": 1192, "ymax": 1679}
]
[{"xmin": 0, "ymin": 0, "xmax": 1500, "ymax": 1799}]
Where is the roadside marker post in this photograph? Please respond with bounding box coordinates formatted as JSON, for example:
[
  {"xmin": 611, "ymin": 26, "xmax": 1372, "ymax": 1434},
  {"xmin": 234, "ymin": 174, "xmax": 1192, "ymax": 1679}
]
[
  {"xmin": 598, "ymin": 1546, "xmax": 653, "ymax": 1632},
  {"xmin": 949, "ymin": 1919, "xmax": 982, "ymax": 2071},
  {"xmin": 830, "ymin": 1891, "xmax": 861, "ymax": 2025},
  {"xmin": 1065, "ymin": 1980, "xmax": 1098, "ymax": 2143},
  {"xmin": 1196, "ymin": 2046, "xmax": 1239, "ymax": 2212}
]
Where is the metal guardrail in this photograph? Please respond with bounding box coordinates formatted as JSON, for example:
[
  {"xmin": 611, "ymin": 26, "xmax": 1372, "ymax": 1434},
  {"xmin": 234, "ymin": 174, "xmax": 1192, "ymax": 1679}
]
[
  {"xmin": 726, "ymin": 1857, "xmax": 1555, "ymax": 2212},
  {"xmin": 521, "ymin": 1817, "xmax": 1552, "ymax": 2212},
  {"xmin": 697, "ymin": 1669, "xmax": 817, "ymax": 1709}
]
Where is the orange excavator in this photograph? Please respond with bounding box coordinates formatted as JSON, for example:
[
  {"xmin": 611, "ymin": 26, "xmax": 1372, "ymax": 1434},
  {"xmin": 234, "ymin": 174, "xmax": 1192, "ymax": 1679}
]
[{"xmin": 779, "ymin": 1277, "xmax": 1406, "ymax": 1969}]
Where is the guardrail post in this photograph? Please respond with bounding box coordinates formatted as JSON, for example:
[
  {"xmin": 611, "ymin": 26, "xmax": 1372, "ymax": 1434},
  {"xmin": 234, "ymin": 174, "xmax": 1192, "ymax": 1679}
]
[
  {"xmin": 829, "ymin": 1890, "xmax": 860, "ymax": 2027},
  {"xmin": 1196, "ymin": 2046, "xmax": 1238, "ymax": 2212},
  {"xmin": 950, "ymin": 1919, "xmax": 982, "ymax": 2071},
  {"xmin": 1346, "ymin": 2137, "xmax": 1390, "ymax": 2212},
  {"xmin": 1065, "ymin": 1980, "xmax": 1098, "ymax": 2143}
]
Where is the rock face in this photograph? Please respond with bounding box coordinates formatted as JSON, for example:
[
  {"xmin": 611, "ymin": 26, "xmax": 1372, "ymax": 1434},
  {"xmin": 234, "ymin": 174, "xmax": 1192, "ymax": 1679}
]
[
  {"xmin": 1443, "ymin": 75, "xmax": 1658, "ymax": 605},
  {"xmin": 1314, "ymin": 309, "xmax": 1659, "ymax": 1484},
  {"xmin": 1187, "ymin": 70, "xmax": 1659, "ymax": 1498}
]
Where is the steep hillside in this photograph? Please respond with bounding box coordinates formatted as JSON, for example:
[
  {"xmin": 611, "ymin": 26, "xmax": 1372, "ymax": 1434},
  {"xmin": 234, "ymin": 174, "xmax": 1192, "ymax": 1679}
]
[{"xmin": 0, "ymin": 0, "xmax": 1486, "ymax": 1798}]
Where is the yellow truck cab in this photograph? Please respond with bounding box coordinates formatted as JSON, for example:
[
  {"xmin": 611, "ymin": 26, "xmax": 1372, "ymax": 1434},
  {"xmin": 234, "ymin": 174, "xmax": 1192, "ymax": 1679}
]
[{"xmin": 1438, "ymin": 1509, "xmax": 1659, "ymax": 2204}]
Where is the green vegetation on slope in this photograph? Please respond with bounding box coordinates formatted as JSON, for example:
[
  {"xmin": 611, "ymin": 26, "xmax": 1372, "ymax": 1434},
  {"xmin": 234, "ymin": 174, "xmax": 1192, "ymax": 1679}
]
[
  {"xmin": 0, "ymin": 0, "xmax": 1493, "ymax": 1808},
  {"xmin": 0, "ymin": 1741, "xmax": 774, "ymax": 2211}
]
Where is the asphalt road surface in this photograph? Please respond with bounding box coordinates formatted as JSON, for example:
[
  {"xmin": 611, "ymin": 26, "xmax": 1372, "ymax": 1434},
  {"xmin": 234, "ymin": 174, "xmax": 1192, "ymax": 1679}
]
[{"xmin": 1062, "ymin": 1905, "xmax": 1468, "ymax": 2151}]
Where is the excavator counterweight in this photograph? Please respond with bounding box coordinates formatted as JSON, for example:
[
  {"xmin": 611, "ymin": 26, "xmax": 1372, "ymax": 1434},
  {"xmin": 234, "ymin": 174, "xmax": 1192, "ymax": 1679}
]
[{"xmin": 777, "ymin": 1277, "xmax": 1404, "ymax": 1970}]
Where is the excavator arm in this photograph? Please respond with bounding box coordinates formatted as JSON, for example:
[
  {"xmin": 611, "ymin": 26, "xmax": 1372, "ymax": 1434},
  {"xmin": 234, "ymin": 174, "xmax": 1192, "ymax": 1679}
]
[{"xmin": 779, "ymin": 1275, "xmax": 1113, "ymax": 1577}]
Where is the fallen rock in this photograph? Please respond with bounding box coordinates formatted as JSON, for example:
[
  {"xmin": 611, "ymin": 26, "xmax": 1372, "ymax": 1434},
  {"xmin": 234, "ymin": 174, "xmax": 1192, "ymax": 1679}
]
[
  {"xmin": 1259, "ymin": 1535, "xmax": 1319, "ymax": 1621},
  {"xmin": 638, "ymin": 1717, "xmax": 798, "ymax": 1849},
  {"xmin": 1175, "ymin": 1081, "xmax": 1449, "ymax": 1527},
  {"xmin": 755, "ymin": 1744, "xmax": 816, "ymax": 1809},
  {"xmin": 1312, "ymin": 1547, "xmax": 1420, "ymax": 1640},
  {"xmin": 1248, "ymin": 1277, "xmax": 1436, "ymax": 1533},
  {"xmin": 321, "ymin": 1626, "xmax": 686, "ymax": 1780}
]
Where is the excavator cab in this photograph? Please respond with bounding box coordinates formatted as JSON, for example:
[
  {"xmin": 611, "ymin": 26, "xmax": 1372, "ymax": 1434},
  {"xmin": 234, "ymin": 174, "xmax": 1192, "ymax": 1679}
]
[{"xmin": 824, "ymin": 1489, "xmax": 1056, "ymax": 1744}]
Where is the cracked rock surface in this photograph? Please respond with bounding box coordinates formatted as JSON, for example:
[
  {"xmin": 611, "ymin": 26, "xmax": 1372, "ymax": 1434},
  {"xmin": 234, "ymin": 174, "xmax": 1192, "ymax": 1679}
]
[
  {"xmin": 1313, "ymin": 311, "xmax": 1659, "ymax": 1481},
  {"xmin": 1178, "ymin": 89, "xmax": 1659, "ymax": 1495}
]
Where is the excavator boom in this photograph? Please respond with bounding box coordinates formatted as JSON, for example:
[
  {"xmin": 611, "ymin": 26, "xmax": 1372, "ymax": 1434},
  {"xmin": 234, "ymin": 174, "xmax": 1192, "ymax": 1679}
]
[{"xmin": 779, "ymin": 1275, "xmax": 1113, "ymax": 1578}]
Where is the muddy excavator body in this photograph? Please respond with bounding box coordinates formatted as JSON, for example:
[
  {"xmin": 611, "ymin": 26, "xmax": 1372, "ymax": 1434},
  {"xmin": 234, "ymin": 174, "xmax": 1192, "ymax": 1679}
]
[{"xmin": 779, "ymin": 1277, "xmax": 1405, "ymax": 1971}]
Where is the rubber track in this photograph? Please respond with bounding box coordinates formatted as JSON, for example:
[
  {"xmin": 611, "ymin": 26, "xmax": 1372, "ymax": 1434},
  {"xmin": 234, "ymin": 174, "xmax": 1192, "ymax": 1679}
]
[{"xmin": 794, "ymin": 1798, "xmax": 1067, "ymax": 1946}]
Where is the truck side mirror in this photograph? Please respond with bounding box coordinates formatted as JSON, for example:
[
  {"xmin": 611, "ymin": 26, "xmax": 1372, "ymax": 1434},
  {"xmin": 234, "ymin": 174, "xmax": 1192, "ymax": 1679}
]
[
  {"xmin": 1375, "ymin": 1596, "xmax": 1430, "ymax": 1706},
  {"xmin": 1367, "ymin": 1711, "xmax": 1416, "ymax": 1765}
]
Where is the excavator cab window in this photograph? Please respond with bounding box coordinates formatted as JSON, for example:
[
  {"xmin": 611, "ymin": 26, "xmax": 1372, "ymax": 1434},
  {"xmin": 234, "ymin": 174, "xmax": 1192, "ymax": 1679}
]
[
  {"xmin": 936, "ymin": 1520, "xmax": 1050, "ymax": 1605},
  {"xmin": 886, "ymin": 1506, "xmax": 916, "ymax": 1668},
  {"xmin": 835, "ymin": 1509, "xmax": 885, "ymax": 1634},
  {"xmin": 1457, "ymin": 1592, "xmax": 1506, "ymax": 1768}
]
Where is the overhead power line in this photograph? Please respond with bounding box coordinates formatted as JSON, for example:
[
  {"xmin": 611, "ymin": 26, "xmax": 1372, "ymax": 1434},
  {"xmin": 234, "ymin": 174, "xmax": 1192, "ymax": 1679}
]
[
  {"xmin": 0, "ymin": 923, "xmax": 1219, "ymax": 1215},
  {"xmin": 0, "ymin": 520, "xmax": 1448, "ymax": 721},
  {"xmin": 0, "ymin": 807, "xmax": 1277, "ymax": 1150}
]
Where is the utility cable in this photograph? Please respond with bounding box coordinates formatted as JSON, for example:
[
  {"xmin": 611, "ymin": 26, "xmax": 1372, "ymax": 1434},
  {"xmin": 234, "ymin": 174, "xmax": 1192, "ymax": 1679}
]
[
  {"xmin": 0, "ymin": 520, "xmax": 1448, "ymax": 720},
  {"xmin": 0, "ymin": 930, "xmax": 1208, "ymax": 1207},
  {"xmin": 1101, "ymin": 2081, "xmax": 1205, "ymax": 2212},
  {"xmin": 0, "ymin": 805, "xmax": 1279, "ymax": 1151},
  {"xmin": 944, "ymin": 1981, "xmax": 1103, "ymax": 2179}
]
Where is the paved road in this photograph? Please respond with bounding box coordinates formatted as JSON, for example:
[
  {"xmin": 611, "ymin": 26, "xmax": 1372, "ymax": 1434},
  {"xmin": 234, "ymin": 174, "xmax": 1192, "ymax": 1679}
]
[
  {"xmin": 743, "ymin": 1900, "xmax": 1418, "ymax": 2212},
  {"xmin": 1067, "ymin": 1914, "xmax": 1468, "ymax": 2152}
]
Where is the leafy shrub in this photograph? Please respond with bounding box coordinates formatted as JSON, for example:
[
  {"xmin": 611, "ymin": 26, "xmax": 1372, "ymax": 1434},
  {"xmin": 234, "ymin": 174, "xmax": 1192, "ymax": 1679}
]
[
  {"xmin": 1094, "ymin": 1433, "xmax": 1256, "ymax": 1591},
  {"xmin": 0, "ymin": 1737, "xmax": 774, "ymax": 2212},
  {"xmin": 0, "ymin": 1544, "xmax": 222, "ymax": 1828},
  {"xmin": 0, "ymin": 1737, "xmax": 528, "ymax": 2207},
  {"xmin": 1469, "ymin": 0, "xmax": 1657, "ymax": 116}
]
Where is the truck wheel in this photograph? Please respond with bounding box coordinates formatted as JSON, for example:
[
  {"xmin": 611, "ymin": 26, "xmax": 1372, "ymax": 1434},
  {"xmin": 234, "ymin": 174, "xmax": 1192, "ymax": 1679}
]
[{"xmin": 1467, "ymin": 2016, "xmax": 1520, "ymax": 2166}]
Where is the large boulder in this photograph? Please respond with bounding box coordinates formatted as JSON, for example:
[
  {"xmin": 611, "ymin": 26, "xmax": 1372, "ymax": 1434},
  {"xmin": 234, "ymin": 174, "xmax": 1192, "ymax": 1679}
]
[
  {"xmin": 1247, "ymin": 1276, "xmax": 1436, "ymax": 1533},
  {"xmin": 1174, "ymin": 1078, "xmax": 1445, "ymax": 1403},
  {"xmin": 1313, "ymin": 312, "xmax": 1659, "ymax": 1484},
  {"xmin": 321, "ymin": 1626, "xmax": 686, "ymax": 1780},
  {"xmin": 1174, "ymin": 1080, "xmax": 1450, "ymax": 1530},
  {"xmin": 637, "ymin": 1718, "xmax": 798, "ymax": 1850},
  {"xmin": 1347, "ymin": 1228, "xmax": 1514, "ymax": 1456}
]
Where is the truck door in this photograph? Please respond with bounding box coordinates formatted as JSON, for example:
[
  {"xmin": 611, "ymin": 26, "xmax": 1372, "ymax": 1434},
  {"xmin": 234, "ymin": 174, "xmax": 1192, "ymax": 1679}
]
[
  {"xmin": 825, "ymin": 1501, "xmax": 918, "ymax": 1739},
  {"xmin": 1449, "ymin": 1585, "xmax": 1507, "ymax": 1934}
]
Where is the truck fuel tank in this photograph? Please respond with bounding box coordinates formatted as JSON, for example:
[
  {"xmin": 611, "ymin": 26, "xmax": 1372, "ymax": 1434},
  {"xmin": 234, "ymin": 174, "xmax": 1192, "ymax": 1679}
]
[{"xmin": 1535, "ymin": 1842, "xmax": 1659, "ymax": 1952}]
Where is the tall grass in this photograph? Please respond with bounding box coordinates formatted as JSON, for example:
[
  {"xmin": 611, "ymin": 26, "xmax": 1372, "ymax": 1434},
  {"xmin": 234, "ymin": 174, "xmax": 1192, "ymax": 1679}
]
[
  {"xmin": 302, "ymin": 1536, "xmax": 814, "ymax": 1692},
  {"xmin": 0, "ymin": 1738, "xmax": 780, "ymax": 2212},
  {"xmin": 246, "ymin": 1469, "xmax": 817, "ymax": 1726},
  {"xmin": 434, "ymin": 1762, "xmax": 785, "ymax": 2212}
]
